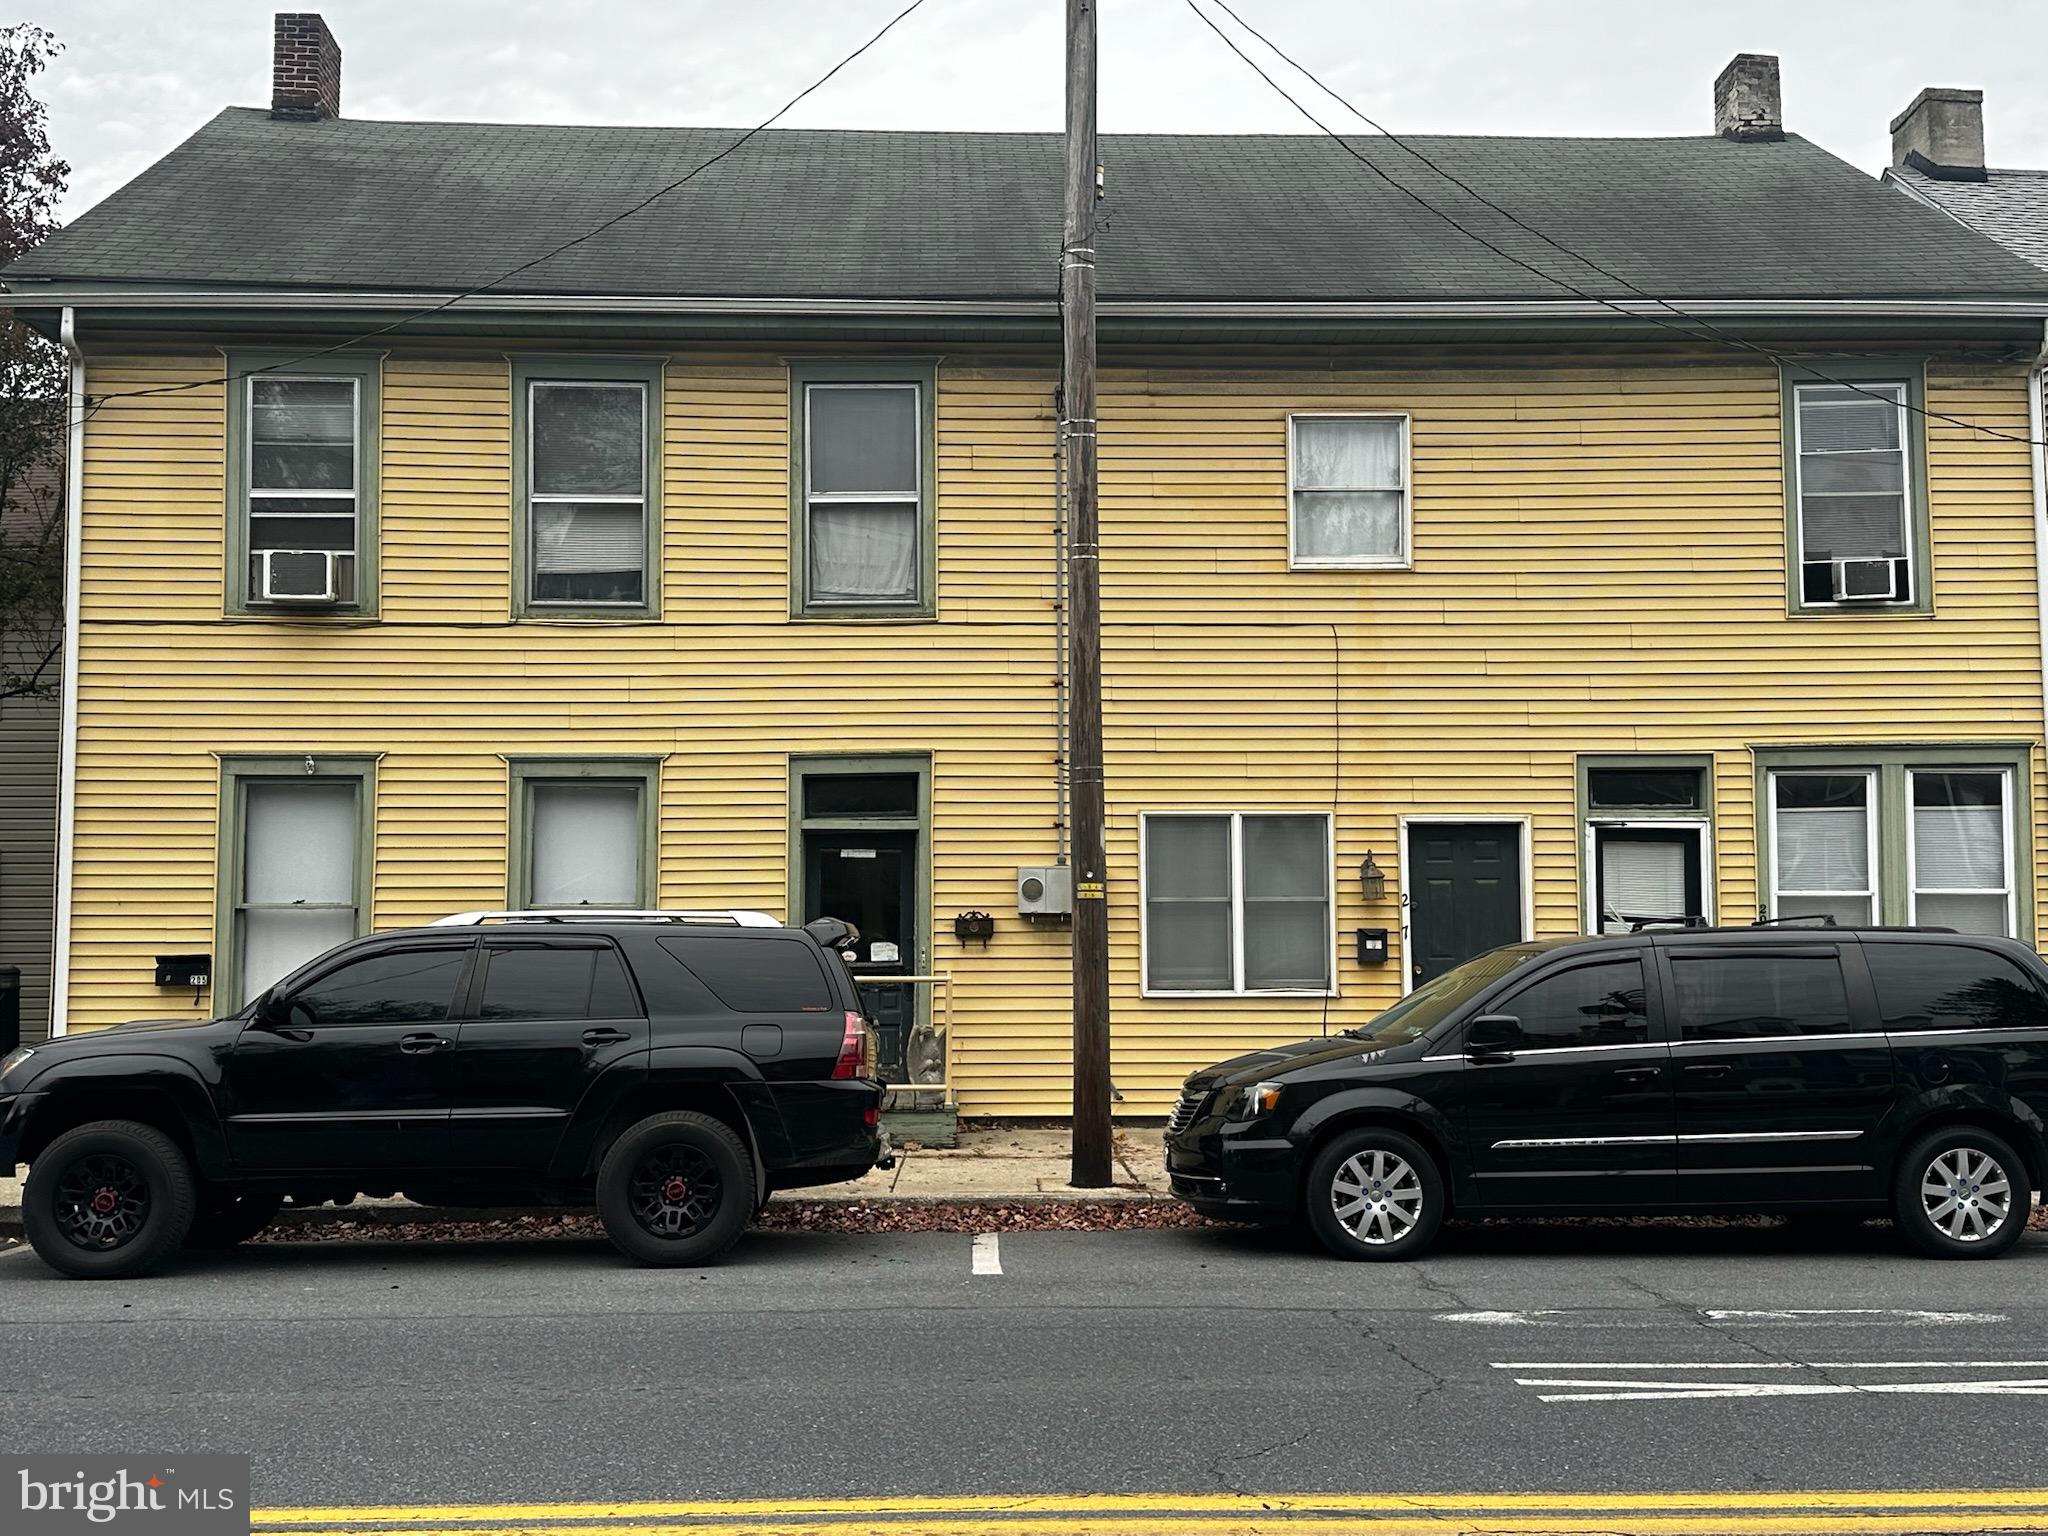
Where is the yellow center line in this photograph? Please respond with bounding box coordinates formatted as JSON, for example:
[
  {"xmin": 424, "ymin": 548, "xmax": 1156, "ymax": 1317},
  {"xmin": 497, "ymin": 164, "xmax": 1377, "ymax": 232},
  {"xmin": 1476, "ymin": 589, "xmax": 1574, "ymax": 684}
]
[{"xmin": 246, "ymin": 1519, "xmax": 2048, "ymax": 1536}]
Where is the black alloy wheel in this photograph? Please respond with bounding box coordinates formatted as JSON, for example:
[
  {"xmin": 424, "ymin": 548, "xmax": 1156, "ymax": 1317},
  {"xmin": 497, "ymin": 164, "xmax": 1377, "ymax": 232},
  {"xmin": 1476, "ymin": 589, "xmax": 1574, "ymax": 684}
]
[
  {"xmin": 596, "ymin": 1110, "xmax": 754, "ymax": 1266},
  {"xmin": 628, "ymin": 1143, "xmax": 723, "ymax": 1240}
]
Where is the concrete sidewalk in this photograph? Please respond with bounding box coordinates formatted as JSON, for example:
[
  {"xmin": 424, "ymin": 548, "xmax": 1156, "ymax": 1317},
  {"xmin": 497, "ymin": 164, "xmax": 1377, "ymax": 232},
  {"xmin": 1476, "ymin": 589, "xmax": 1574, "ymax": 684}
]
[{"xmin": 0, "ymin": 1124, "xmax": 1169, "ymax": 1231}]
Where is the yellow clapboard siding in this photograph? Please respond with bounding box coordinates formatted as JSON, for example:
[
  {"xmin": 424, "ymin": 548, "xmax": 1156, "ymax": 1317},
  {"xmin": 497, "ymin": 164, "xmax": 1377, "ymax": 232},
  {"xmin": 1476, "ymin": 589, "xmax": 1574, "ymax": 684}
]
[{"xmin": 62, "ymin": 351, "xmax": 2048, "ymax": 1116}]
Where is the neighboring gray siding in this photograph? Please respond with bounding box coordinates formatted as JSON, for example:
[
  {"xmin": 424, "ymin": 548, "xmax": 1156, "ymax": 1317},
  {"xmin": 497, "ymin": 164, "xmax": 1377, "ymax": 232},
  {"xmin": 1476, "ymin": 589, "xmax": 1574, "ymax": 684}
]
[{"xmin": 0, "ymin": 685, "xmax": 56, "ymax": 1042}]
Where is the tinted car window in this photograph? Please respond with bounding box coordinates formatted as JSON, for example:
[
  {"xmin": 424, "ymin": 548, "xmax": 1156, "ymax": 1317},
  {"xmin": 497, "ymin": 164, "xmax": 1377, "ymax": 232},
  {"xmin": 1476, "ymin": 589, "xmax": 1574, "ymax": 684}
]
[
  {"xmin": 478, "ymin": 944, "xmax": 640, "ymax": 1021},
  {"xmin": 1671, "ymin": 952, "xmax": 1852, "ymax": 1041},
  {"xmin": 1866, "ymin": 943, "xmax": 2048, "ymax": 1034},
  {"xmin": 1490, "ymin": 958, "xmax": 1649, "ymax": 1050},
  {"xmin": 292, "ymin": 947, "xmax": 467, "ymax": 1026},
  {"xmin": 658, "ymin": 935, "xmax": 834, "ymax": 1012},
  {"xmin": 1348, "ymin": 945, "xmax": 1536, "ymax": 1046}
]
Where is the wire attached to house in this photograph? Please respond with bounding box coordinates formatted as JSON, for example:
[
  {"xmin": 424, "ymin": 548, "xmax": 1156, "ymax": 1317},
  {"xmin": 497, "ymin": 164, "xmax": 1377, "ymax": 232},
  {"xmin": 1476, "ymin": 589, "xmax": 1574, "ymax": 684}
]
[
  {"xmin": 60, "ymin": 0, "xmax": 934, "ymax": 428},
  {"xmin": 1181, "ymin": 0, "xmax": 2048, "ymax": 451}
]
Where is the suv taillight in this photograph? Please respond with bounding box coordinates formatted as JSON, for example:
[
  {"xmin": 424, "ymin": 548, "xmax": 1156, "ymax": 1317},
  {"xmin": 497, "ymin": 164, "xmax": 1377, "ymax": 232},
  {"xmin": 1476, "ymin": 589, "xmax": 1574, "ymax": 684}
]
[{"xmin": 833, "ymin": 1010, "xmax": 875, "ymax": 1081}]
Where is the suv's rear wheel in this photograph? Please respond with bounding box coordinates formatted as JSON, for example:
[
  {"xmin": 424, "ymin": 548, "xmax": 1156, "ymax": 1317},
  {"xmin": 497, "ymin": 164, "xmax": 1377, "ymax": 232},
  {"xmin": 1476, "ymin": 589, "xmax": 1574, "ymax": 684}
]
[
  {"xmin": 1303, "ymin": 1127, "xmax": 1445, "ymax": 1261},
  {"xmin": 23, "ymin": 1120, "xmax": 197, "ymax": 1279},
  {"xmin": 1894, "ymin": 1125, "xmax": 2032, "ymax": 1260},
  {"xmin": 596, "ymin": 1111, "xmax": 753, "ymax": 1266}
]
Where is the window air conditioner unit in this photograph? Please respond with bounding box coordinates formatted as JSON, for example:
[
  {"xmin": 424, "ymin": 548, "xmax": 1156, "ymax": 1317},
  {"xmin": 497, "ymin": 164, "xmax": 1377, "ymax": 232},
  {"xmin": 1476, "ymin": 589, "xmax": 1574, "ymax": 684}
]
[
  {"xmin": 256, "ymin": 549, "xmax": 341, "ymax": 604},
  {"xmin": 1830, "ymin": 557, "xmax": 1899, "ymax": 603}
]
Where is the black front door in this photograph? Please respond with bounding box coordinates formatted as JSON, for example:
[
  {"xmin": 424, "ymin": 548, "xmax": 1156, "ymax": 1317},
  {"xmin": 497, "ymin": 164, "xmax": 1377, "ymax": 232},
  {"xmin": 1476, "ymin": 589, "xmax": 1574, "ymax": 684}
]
[
  {"xmin": 1407, "ymin": 823, "xmax": 1523, "ymax": 987},
  {"xmin": 222, "ymin": 940, "xmax": 475, "ymax": 1171},
  {"xmin": 445, "ymin": 937, "xmax": 650, "ymax": 1172},
  {"xmin": 804, "ymin": 830, "xmax": 916, "ymax": 1081}
]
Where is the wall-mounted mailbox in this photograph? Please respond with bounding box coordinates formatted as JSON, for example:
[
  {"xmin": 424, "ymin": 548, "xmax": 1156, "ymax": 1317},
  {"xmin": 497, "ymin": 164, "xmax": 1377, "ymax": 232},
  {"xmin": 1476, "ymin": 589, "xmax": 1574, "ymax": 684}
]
[
  {"xmin": 1354, "ymin": 928, "xmax": 1390, "ymax": 967},
  {"xmin": 953, "ymin": 910, "xmax": 996, "ymax": 946},
  {"xmin": 155, "ymin": 953, "xmax": 212, "ymax": 989}
]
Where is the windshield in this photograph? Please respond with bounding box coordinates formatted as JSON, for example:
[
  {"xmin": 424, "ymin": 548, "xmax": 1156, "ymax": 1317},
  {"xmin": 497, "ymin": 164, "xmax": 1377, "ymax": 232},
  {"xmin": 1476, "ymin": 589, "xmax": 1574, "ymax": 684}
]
[{"xmin": 1344, "ymin": 944, "xmax": 1538, "ymax": 1047}]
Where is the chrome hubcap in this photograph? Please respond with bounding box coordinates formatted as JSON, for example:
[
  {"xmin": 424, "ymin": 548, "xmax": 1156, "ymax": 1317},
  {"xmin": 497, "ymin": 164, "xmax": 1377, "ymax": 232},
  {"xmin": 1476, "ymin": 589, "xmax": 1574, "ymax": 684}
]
[
  {"xmin": 1331, "ymin": 1149, "xmax": 1424, "ymax": 1245},
  {"xmin": 1920, "ymin": 1147, "xmax": 2013, "ymax": 1243}
]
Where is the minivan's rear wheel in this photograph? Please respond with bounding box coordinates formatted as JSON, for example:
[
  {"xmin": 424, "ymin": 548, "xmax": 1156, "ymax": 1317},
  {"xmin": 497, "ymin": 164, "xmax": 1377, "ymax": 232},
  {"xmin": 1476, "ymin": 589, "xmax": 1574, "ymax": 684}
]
[
  {"xmin": 1304, "ymin": 1128, "xmax": 1445, "ymax": 1261},
  {"xmin": 597, "ymin": 1111, "xmax": 753, "ymax": 1267},
  {"xmin": 23, "ymin": 1120, "xmax": 197, "ymax": 1279},
  {"xmin": 1895, "ymin": 1126, "xmax": 2032, "ymax": 1260}
]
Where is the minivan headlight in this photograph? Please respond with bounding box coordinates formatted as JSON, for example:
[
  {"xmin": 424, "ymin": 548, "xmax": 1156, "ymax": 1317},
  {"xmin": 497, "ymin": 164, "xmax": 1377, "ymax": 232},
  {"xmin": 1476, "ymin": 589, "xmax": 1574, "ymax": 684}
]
[
  {"xmin": 1229, "ymin": 1081, "xmax": 1283, "ymax": 1120},
  {"xmin": 0, "ymin": 1044, "xmax": 34, "ymax": 1078}
]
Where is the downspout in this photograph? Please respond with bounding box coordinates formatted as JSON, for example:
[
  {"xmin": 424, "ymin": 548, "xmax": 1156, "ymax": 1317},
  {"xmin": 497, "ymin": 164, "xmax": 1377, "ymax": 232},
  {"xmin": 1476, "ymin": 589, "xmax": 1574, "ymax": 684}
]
[
  {"xmin": 2033, "ymin": 320, "xmax": 2048, "ymax": 859},
  {"xmin": 52, "ymin": 307, "xmax": 83, "ymax": 1035}
]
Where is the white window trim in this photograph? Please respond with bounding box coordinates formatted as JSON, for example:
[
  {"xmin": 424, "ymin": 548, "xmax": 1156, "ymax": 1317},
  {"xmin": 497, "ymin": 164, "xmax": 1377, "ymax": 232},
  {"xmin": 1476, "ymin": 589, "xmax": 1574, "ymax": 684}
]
[
  {"xmin": 1765, "ymin": 769, "xmax": 1880, "ymax": 924},
  {"xmin": 1906, "ymin": 765, "xmax": 2016, "ymax": 936},
  {"xmin": 1790, "ymin": 380, "xmax": 1915, "ymax": 610},
  {"xmin": 1286, "ymin": 411, "xmax": 1412, "ymax": 572},
  {"xmin": 1581, "ymin": 819, "xmax": 1715, "ymax": 935},
  {"xmin": 526, "ymin": 378, "xmax": 651, "ymax": 610},
  {"xmin": 1394, "ymin": 814, "xmax": 1535, "ymax": 997},
  {"xmin": 1138, "ymin": 810, "xmax": 1336, "ymax": 999},
  {"xmin": 803, "ymin": 380, "xmax": 924, "ymax": 608}
]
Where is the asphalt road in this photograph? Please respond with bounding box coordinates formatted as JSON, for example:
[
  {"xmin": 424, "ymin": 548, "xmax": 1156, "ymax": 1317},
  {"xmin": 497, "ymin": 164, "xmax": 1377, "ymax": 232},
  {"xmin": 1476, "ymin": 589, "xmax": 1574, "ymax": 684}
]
[{"xmin": 5, "ymin": 1219, "xmax": 2048, "ymax": 1529}]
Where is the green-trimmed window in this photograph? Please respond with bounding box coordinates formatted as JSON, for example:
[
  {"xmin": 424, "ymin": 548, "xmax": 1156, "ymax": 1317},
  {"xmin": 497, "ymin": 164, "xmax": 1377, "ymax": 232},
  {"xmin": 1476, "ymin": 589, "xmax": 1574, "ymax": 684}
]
[
  {"xmin": 791, "ymin": 362, "xmax": 936, "ymax": 617},
  {"xmin": 226, "ymin": 354, "xmax": 380, "ymax": 614},
  {"xmin": 509, "ymin": 759, "xmax": 660, "ymax": 909},
  {"xmin": 1782, "ymin": 362, "xmax": 1931, "ymax": 614},
  {"xmin": 1759, "ymin": 747, "xmax": 2030, "ymax": 938},
  {"xmin": 217, "ymin": 756, "xmax": 375, "ymax": 1010},
  {"xmin": 513, "ymin": 358, "xmax": 662, "ymax": 618}
]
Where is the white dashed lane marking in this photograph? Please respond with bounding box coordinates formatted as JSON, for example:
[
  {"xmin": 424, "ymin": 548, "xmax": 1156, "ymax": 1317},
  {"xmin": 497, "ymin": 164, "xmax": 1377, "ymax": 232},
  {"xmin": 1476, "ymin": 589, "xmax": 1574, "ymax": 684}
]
[
  {"xmin": 1494, "ymin": 1359, "xmax": 2048, "ymax": 1402},
  {"xmin": 1436, "ymin": 1307, "xmax": 2009, "ymax": 1328},
  {"xmin": 972, "ymin": 1232, "xmax": 1002, "ymax": 1276}
]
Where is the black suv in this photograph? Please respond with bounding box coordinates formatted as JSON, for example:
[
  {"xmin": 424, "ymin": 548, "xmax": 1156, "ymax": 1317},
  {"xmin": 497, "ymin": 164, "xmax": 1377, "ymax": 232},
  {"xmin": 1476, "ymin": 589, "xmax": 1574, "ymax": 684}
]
[
  {"xmin": 0, "ymin": 911, "xmax": 886, "ymax": 1278},
  {"xmin": 1166, "ymin": 925, "xmax": 2048, "ymax": 1262}
]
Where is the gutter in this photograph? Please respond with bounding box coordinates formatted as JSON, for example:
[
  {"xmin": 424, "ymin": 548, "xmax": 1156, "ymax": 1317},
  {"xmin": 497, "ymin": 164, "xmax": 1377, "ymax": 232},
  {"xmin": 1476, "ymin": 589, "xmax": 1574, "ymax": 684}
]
[{"xmin": 52, "ymin": 307, "xmax": 83, "ymax": 1037}]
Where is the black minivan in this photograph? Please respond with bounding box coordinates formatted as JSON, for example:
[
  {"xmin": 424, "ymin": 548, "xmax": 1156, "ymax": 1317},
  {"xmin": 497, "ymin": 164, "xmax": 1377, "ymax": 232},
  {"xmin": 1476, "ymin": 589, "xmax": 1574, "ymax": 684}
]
[{"xmin": 1165, "ymin": 924, "xmax": 2048, "ymax": 1261}]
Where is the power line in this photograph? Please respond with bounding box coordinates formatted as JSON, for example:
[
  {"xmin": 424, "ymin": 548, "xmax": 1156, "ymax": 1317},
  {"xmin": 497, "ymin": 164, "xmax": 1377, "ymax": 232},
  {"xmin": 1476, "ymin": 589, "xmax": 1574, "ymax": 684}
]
[
  {"xmin": 1182, "ymin": 0, "xmax": 2048, "ymax": 451},
  {"xmin": 62, "ymin": 0, "xmax": 933, "ymax": 429}
]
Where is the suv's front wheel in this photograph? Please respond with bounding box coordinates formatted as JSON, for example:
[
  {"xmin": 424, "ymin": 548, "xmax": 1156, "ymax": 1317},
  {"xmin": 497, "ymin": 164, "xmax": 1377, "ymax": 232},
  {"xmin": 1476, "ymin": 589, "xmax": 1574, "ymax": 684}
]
[
  {"xmin": 1894, "ymin": 1125, "xmax": 2033, "ymax": 1260},
  {"xmin": 596, "ymin": 1111, "xmax": 754, "ymax": 1266},
  {"xmin": 1304, "ymin": 1127, "xmax": 1445, "ymax": 1261},
  {"xmin": 23, "ymin": 1120, "xmax": 198, "ymax": 1279}
]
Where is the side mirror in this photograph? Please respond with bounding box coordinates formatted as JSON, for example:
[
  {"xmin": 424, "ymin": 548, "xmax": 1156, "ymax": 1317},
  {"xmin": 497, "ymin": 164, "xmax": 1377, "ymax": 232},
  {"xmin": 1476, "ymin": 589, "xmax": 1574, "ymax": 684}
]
[{"xmin": 1465, "ymin": 1013, "xmax": 1521, "ymax": 1061}]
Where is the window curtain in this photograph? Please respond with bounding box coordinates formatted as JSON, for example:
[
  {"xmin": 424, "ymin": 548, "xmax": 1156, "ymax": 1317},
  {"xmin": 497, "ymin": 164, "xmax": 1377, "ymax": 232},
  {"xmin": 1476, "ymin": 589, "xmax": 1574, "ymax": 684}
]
[
  {"xmin": 809, "ymin": 504, "xmax": 918, "ymax": 602},
  {"xmin": 241, "ymin": 779, "xmax": 358, "ymax": 998},
  {"xmin": 530, "ymin": 782, "xmax": 640, "ymax": 907}
]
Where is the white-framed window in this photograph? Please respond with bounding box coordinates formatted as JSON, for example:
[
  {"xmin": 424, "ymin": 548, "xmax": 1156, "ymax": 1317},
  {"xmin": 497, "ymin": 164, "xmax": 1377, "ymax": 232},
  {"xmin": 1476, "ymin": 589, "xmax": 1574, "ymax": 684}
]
[
  {"xmin": 247, "ymin": 375, "xmax": 360, "ymax": 603},
  {"xmin": 1768, "ymin": 770, "xmax": 1878, "ymax": 926},
  {"xmin": 1288, "ymin": 413, "xmax": 1409, "ymax": 570},
  {"xmin": 1908, "ymin": 768, "xmax": 2014, "ymax": 936},
  {"xmin": 1141, "ymin": 812, "xmax": 1332, "ymax": 995},
  {"xmin": 527, "ymin": 379, "xmax": 649, "ymax": 608},
  {"xmin": 803, "ymin": 381, "xmax": 923, "ymax": 609},
  {"xmin": 1791, "ymin": 380, "xmax": 1914, "ymax": 608}
]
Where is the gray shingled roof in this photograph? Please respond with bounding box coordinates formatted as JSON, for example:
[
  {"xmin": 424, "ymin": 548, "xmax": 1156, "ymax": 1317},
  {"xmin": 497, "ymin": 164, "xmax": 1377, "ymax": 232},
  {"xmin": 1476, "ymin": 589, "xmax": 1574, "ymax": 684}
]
[
  {"xmin": 11, "ymin": 106, "xmax": 2048, "ymax": 304},
  {"xmin": 1887, "ymin": 163, "xmax": 2048, "ymax": 272}
]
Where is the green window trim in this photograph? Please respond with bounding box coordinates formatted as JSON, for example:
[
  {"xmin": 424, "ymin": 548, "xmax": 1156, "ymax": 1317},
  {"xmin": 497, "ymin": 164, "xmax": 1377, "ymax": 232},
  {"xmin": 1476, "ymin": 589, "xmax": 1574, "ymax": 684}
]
[
  {"xmin": 506, "ymin": 757, "xmax": 662, "ymax": 910},
  {"xmin": 223, "ymin": 349, "xmax": 382, "ymax": 617},
  {"xmin": 787, "ymin": 751, "xmax": 933, "ymax": 972},
  {"xmin": 1574, "ymin": 753, "xmax": 1719, "ymax": 928},
  {"xmin": 1752, "ymin": 743, "xmax": 2034, "ymax": 939},
  {"xmin": 788, "ymin": 359, "xmax": 939, "ymax": 620},
  {"xmin": 214, "ymin": 754, "xmax": 379, "ymax": 1013},
  {"xmin": 510, "ymin": 355, "xmax": 665, "ymax": 621},
  {"xmin": 1780, "ymin": 358, "xmax": 1933, "ymax": 618}
]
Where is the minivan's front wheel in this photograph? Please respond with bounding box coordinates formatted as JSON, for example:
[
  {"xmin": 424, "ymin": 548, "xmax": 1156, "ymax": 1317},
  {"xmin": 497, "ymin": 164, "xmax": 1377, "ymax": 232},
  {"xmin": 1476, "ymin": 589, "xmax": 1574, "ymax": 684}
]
[
  {"xmin": 1304, "ymin": 1128, "xmax": 1445, "ymax": 1261},
  {"xmin": 597, "ymin": 1111, "xmax": 754, "ymax": 1267},
  {"xmin": 23, "ymin": 1120, "xmax": 197, "ymax": 1279},
  {"xmin": 1895, "ymin": 1126, "xmax": 2032, "ymax": 1260}
]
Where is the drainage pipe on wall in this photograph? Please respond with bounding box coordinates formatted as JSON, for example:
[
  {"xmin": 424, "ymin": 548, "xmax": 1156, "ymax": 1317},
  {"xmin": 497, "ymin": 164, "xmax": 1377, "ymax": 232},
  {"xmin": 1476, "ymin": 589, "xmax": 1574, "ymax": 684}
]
[
  {"xmin": 51, "ymin": 307, "xmax": 83, "ymax": 1035},
  {"xmin": 2033, "ymin": 321, "xmax": 2048, "ymax": 880}
]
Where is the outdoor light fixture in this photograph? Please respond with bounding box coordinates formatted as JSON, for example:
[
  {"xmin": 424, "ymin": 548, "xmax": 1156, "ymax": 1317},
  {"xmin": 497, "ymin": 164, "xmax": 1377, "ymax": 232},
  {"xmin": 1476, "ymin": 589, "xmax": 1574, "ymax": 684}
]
[{"xmin": 1359, "ymin": 851, "xmax": 1387, "ymax": 902}]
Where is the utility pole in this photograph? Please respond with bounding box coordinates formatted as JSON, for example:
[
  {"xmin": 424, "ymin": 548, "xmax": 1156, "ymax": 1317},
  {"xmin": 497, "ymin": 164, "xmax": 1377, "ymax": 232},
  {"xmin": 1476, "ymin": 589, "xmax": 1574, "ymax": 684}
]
[{"xmin": 1063, "ymin": 0, "xmax": 1112, "ymax": 1188}]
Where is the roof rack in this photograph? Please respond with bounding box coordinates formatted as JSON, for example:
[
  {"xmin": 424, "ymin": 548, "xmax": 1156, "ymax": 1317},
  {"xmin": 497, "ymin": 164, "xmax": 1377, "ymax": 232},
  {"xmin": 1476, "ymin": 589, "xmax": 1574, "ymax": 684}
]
[
  {"xmin": 1622, "ymin": 913, "xmax": 1712, "ymax": 933},
  {"xmin": 1749, "ymin": 914, "xmax": 1838, "ymax": 929},
  {"xmin": 431, "ymin": 909, "xmax": 782, "ymax": 928}
]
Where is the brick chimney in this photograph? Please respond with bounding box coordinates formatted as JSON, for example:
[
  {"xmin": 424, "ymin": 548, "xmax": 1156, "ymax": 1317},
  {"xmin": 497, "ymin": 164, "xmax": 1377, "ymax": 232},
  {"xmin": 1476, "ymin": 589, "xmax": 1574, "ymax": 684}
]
[
  {"xmin": 271, "ymin": 13, "xmax": 341, "ymax": 120},
  {"xmin": 1714, "ymin": 54, "xmax": 1783, "ymax": 142},
  {"xmin": 1890, "ymin": 87, "xmax": 1986, "ymax": 182}
]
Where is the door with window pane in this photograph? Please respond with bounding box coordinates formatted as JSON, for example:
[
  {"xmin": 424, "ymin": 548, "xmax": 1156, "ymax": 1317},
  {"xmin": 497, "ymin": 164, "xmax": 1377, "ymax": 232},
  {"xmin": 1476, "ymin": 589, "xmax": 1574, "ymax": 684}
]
[
  {"xmin": 1909, "ymin": 770, "xmax": 2013, "ymax": 935},
  {"xmin": 1769, "ymin": 772, "xmax": 1876, "ymax": 925},
  {"xmin": 238, "ymin": 778, "xmax": 360, "ymax": 1002},
  {"xmin": 1594, "ymin": 829, "xmax": 1702, "ymax": 933},
  {"xmin": 528, "ymin": 380, "xmax": 647, "ymax": 607},
  {"xmin": 526, "ymin": 780, "xmax": 643, "ymax": 908},
  {"xmin": 804, "ymin": 383, "xmax": 922, "ymax": 608}
]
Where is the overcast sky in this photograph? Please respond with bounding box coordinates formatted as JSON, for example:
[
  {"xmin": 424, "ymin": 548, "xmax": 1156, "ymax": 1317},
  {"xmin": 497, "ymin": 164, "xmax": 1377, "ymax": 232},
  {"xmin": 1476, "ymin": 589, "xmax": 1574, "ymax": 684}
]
[{"xmin": 30, "ymin": 0, "xmax": 2048, "ymax": 224}]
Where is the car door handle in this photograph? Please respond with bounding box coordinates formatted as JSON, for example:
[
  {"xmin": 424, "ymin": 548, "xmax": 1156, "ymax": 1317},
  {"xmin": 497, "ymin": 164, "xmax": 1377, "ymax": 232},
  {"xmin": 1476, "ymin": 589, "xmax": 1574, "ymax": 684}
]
[
  {"xmin": 398, "ymin": 1032, "xmax": 447, "ymax": 1055},
  {"xmin": 1683, "ymin": 1063, "xmax": 1731, "ymax": 1079},
  {"xmin": 581, "ymin": 1027, "xmax": 632, "ymax": 1046},
  {"xmin": 1613, "ymin": 1065, "xmax": 1663, "ymax": 1082}
]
